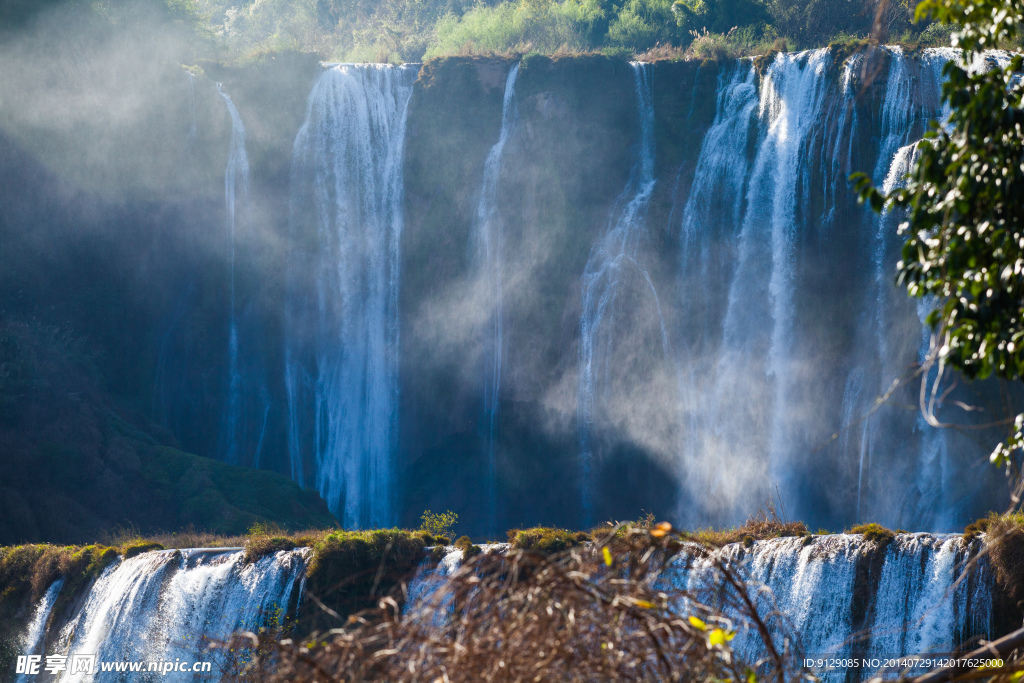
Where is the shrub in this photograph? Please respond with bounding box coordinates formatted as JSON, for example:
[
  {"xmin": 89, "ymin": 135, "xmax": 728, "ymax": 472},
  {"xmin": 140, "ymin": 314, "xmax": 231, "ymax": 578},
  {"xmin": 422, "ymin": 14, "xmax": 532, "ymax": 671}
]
[
  {"xmin": 425, "ymin": 1, "xmax": 606, "ymax": 58},
  {"xmin": 243, "ymin": 536, "xmax": 297, "ymax": 564},
  {"xmin": 687, "ymin": 505, "xmax": 808, "ymax": 547}
]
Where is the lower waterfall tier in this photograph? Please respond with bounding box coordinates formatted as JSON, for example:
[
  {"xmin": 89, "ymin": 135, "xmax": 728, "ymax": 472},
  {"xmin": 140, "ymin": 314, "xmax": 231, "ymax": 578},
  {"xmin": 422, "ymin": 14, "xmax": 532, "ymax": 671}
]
[
  {"xmin": 405, "ymin": 533, "xmax": 1006, "ymax": 682},
  {"xmin": 11, "ymin": 548, "xmax": 308, "ymax": 683}
]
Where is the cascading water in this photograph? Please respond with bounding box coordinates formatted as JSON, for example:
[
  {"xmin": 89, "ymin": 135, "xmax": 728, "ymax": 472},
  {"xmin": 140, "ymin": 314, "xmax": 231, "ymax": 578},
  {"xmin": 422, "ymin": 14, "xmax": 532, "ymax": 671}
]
[
  {"xmin": 474, "ymin": 63, "xmax": 520, "ymax": 534},
  {"xmin": 677, "ymin": 49, "xmax": 837, "ymax": 523},
  {"xmin": 36, "ymin": 549, "xmax": 309, "ymax": 682},
  {"xmin": 216, "ymin": 84, "xmax": 249, "ymax": 466},
  {"xmin": 285, "ymin": 63, "xmax": 416, "ymax": 528},
  {"xmin": 675, "ymin": 62, "xmax": 761, "ymax": 522},
  {"xmin": 845, "ymin": 49, "xmax": 951, "ymax": 529},
  {"xmin": 15, "ymin": 579, "xmax": 63, "ymax": 683},
  {"xmin": 746, "ymin": 49, "xmax": 833, "ymax": 512},
  {"xmin": 669, "ymin": 47, "xmax": 1005, "ymax": 530},
  {"xmin": 577, "ymin": 62, "xmax": 668, "ymax": 524},
  {"xmin": 404, "ymin": 543, "xmax": 511, "ymax": 627}
]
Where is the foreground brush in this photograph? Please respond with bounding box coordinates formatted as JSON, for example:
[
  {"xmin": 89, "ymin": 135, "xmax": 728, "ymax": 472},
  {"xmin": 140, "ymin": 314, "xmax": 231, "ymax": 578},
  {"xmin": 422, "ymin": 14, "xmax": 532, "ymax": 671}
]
[{"xmin": 219, "ymin": 522, "xmax": 811, "ymax": 683}]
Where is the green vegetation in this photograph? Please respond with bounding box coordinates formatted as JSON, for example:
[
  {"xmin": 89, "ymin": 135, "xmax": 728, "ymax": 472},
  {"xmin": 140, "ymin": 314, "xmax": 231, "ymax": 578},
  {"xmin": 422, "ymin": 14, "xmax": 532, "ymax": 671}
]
[
  {"xmin": 23, "ymin": 0, "xmax": 977, "ymax": 66},
  {"xmin": 242, "ymin": 524, "xmax": 300, "ymax": 564},
  {"xmin": 507, "ymin": 526, "xmax": 592, "ymax": 553},
  {"xmin": 122, "ymin": 540, "xmax": 166, "ymax": 558},
  {"xmin": 212, "ymin": 0, "xmax": 954, "ymax": 62},
  {"xmin": 848, "ymin": 522, "xmax": 896, "ymax": 546},
  {"xmin": 419, "ymin": 509, "xmax": 459, "ymax": 540},
  {"xmin": 454, "ymin": 535, "xmax": 483, "ymax": 559},
  {"xmin": 855, "ymin": 0, "xmax": 1024, "ymax": 470}
]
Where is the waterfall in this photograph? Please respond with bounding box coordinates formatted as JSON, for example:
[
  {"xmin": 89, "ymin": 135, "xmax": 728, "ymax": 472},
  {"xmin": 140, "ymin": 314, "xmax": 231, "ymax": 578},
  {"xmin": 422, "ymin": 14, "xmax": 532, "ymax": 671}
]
[
  {"xmin": 669, "ymin": 46, "xmax": 1005, "ymax": 530},
  {"xmin": 14, "ymin": 579, "xmax": 64, "ymax": 683},
  {"xmin": 677, "ymin": 49, "xmax": 835, "ymax": 523},
  {"xmin": 577, "ymin": 62, "xmax": 667, "ymax": 524},
  {"xmin": 474, "ymin": 63, "xmax": 520, "ymax": 534},
  {"xmin": 216, "ymin": 84, "xmax": 249, "ymax": 466},
  {"xmin": 286, "ymin": 63, "xmax": 416, "ymax": 527},
  {"xmin": 45, "ymin": 549, "xmax": 308, "ymax": 682},
  {"xmin": 750, "ymin": 49, "xmax": 833, "ymax": 511},
  {"xmin": 675, "ymin": 62, "xmax": 760, "ymax": 523}
]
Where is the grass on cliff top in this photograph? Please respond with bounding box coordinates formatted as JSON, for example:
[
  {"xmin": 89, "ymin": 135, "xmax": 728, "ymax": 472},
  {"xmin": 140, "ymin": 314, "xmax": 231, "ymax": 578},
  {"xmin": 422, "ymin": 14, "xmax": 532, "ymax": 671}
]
[
  {"xmin": 665, "ymin": 502, "xmax": 809, "ymax": 548},
  {"xmin": 507, "ymin": 527, "xmax": 592, "ymax": 553}
]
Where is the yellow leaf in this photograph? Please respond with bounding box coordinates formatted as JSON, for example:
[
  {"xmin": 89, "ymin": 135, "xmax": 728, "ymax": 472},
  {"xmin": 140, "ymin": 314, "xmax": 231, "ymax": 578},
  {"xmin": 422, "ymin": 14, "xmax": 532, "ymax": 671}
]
[
  {"xmin": 632, "ymin": 599, "xmax": 655, "ymax": 609},
  {"xmin": 709, "ymin": 629, "xmax": 730, "ymax": 647},
  {"xmin": 746, "ymin": 669, "xmax": 757, "ymax": 683},
  {"xmin": 602, "ymin": 547, "xmax": 613, "ymax": 566},
  {"xmin": 688, "ymin": 615, "xmax": 707, "ymax": 631}
]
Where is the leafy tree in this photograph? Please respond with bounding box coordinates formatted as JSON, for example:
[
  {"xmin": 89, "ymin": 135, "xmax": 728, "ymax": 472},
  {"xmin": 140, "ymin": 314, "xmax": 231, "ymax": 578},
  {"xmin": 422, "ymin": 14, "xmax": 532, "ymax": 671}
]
[
  {"xmin": 854, "ymin": 0, "xmax": 1024, "ymax": 471},
  {"xmin": 672, "ymin": 0, "xmax": 770, "ymax": 37},
  {"xmin": 420, "ymin": 509, "xmax": 459, "ymax": 539}
]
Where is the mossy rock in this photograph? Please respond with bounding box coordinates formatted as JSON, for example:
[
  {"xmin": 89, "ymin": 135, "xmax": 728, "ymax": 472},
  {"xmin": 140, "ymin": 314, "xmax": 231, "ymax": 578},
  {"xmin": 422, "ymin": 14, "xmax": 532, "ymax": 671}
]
[
  {"xmin": 454, "ymin": 535, "xmax": 483, "ymax": 560},
  {"xmin": 964, "ymin": 514, "xmax": 995, "ymax": 542},
  {"xmin": 122, "ymin": 541, "xmax": 165, "ymax": 559},
  {"xmin": 507, "ymin": 527, "xmax": 591, "ymax": 554},
  {"xmin": 302, "ymin": 529, "xmax": 426, "ymax": 631},
  {"xmin": 848, "ymin": 523, "xmax": 896, "ymax": 547},
  {"xmin": 243, "ymin": 536, "xmax": 297, "ymax": 564}
]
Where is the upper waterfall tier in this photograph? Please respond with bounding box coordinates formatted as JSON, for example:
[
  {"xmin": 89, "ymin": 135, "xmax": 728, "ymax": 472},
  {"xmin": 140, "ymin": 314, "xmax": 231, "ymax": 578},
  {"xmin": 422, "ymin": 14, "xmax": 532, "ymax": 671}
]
[{"xmin": 5, "ymin": 47, "xmax": 1016, "ymax": 539}]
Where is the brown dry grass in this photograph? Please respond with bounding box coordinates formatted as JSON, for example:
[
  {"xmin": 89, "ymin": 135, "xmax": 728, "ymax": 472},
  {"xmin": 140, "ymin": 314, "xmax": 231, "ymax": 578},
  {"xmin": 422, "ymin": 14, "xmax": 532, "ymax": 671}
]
[
  {"xmin": 684, "ymin": 502, "xmax": 808, "ymax": 548},
  {"xmin": 219, "ymin": 523, "xmax": 810, "ymax": 683}
]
